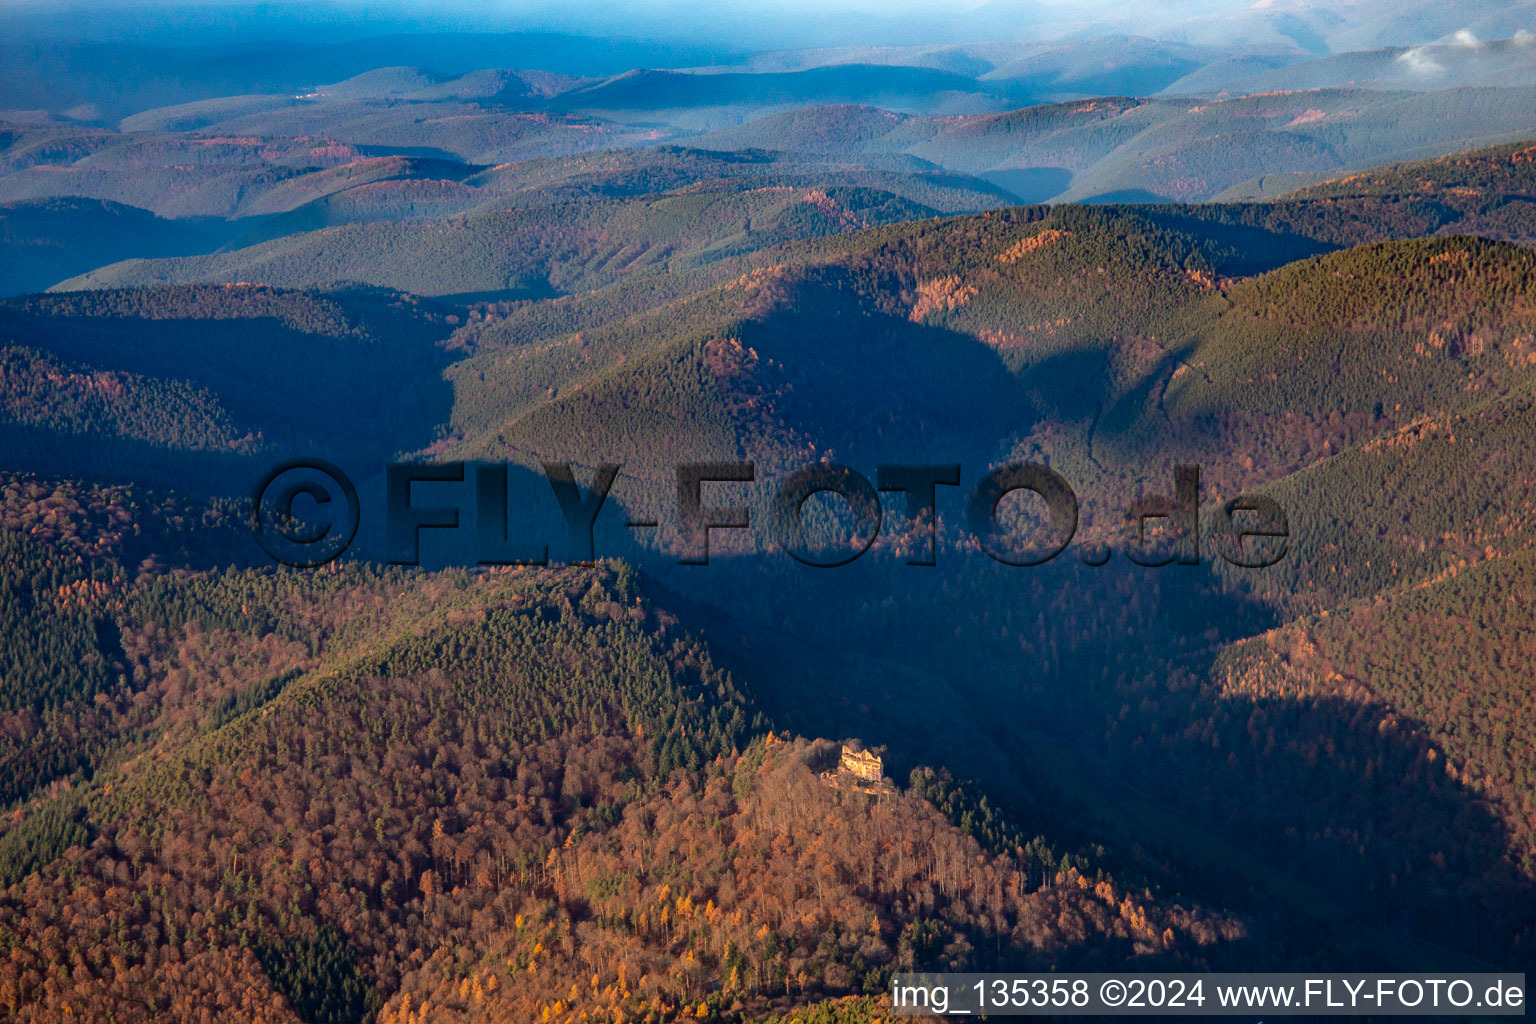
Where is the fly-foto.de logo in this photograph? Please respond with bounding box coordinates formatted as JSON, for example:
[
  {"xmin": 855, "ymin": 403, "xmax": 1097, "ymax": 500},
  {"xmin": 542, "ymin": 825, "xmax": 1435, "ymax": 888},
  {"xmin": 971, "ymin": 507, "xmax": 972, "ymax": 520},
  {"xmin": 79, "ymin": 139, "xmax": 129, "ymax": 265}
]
[{"xmin": 251, "ymin": 460, "xmax": 1288, "ymax": 570}]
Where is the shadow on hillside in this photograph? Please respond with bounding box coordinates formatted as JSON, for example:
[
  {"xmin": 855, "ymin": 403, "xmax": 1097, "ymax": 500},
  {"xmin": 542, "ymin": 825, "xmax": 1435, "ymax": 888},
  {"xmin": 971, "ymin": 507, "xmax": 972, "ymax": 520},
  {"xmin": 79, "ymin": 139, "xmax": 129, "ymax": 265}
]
[
  {"xmin": 0, "ymin": 422, "xmax": 278, "ymax": 498},
  {"xmin": 0, "ymin": 308, "xmax": 454, "ymax": 462},
  {"xmin": 1135, "ymin": 207, "xmax": 1341, "ymax": 275},
  {"xmin": 437, "ymin": 281, "xmax": 564, "ymax": 305},
  {"xmin": 982, "ymin": 167, "xmax": 1073, "ymax": 204},
  {"xmin": 666, "ymin": 552, "xmax": 1536, "ymax": 972},
  {"xmin": 731, "ymin": 265, "xmax": 1046, "ymax": 464}
]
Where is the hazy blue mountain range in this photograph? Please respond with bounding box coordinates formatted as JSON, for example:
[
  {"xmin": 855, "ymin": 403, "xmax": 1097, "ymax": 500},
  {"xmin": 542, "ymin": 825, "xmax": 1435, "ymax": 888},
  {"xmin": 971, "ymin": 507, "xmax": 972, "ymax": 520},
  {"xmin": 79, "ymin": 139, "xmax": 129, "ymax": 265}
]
[{"xmin": 3, "ymin": 39, "xmax": 1534, "ymax": 299}]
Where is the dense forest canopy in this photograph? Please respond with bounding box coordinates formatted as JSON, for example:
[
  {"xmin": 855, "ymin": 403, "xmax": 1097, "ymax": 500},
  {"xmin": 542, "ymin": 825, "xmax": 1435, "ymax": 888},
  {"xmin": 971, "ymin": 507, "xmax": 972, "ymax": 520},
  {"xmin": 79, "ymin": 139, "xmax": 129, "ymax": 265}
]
[{"xmin": 2, "ymin": 15, "xmax": 1536, "ymax": 1019}]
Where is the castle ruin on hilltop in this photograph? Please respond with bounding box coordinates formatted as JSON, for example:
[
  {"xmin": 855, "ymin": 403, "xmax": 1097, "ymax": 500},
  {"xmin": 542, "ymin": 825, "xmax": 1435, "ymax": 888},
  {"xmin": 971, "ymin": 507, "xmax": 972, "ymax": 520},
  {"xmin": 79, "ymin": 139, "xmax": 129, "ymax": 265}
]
[
  {"xmin": 820, "ymin": 741, "xmax": 891, "ymax": 795},
  {"xmin": 839, "ymin": 744, "xmax": 883, "ymax": 782}
]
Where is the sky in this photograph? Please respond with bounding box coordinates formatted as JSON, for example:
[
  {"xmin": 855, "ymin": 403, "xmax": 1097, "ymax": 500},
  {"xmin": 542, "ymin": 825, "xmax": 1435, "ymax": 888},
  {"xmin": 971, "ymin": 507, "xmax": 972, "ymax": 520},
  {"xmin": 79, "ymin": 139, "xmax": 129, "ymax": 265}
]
[
  {"xmin": 3, "ymin": 0, "xmax": 1531, "ymax": 55},
  {"xmin": 0, "ymin": 0, "xmax": 1196, "ymax": 48}
]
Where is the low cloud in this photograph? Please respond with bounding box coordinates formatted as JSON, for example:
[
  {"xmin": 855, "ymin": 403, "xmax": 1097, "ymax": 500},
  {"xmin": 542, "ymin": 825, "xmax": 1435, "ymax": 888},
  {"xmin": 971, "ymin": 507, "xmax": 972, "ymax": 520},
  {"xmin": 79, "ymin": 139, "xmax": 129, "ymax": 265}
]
[
  {"xmin": 1395, "ymin": 45, "xmax": 1444, "ymax": 76},
  {"xmin": 1396, "ymin": 27, "xmax": 1487, "ymax": 77}
]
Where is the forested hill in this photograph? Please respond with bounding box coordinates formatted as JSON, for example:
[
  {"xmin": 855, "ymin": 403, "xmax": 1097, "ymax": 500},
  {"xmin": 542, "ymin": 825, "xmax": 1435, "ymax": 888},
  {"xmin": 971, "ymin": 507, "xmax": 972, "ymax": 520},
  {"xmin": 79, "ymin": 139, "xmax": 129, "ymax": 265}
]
[
  {"xmin": 55, "ymin": 187, "xmax": 942, "ymax": 298},
  {"xmin": 1283, "ymin": 139, "xmax": 1536, "ymax": 201},
  {"xmin": 0, "ymin": 534, "xmax": 1246, "ymax": 1022}
]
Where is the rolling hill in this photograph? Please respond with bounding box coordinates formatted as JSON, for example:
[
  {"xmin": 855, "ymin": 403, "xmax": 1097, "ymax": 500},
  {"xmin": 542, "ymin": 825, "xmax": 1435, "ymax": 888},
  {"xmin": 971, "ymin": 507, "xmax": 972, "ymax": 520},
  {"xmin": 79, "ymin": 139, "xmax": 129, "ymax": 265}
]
[
  {"xmin": 689, "ymin": 87, "xmax": 1536, "ymax": 202},
  {"xmin": 1158, "ymin": 34, "xmax": 1536, "ymax": 96},
  {"xmin": 54, "ymin": 186, "xmax": 941, "ymax": 298}
]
